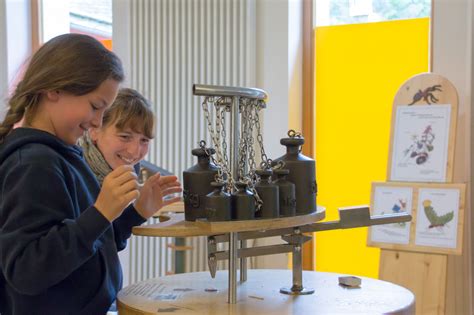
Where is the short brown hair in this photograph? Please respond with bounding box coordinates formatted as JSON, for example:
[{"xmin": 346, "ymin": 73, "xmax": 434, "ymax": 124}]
[{"xmin": 102, "ymin": 88, "xmax": 155, "ymax": 139}]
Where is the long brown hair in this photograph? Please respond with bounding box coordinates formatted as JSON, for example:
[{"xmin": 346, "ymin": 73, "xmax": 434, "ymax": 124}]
[
  {"xmin": 102, "ymin": 88, "xmax": 155, "ymax": 139},
  {"xmin": 0, "ymin": 33, "xmax": 124, "ymax": 143}
]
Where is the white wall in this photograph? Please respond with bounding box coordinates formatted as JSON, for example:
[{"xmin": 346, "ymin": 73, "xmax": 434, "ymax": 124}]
[
  {"xmin": 112, "ymin": 0, "xmax": 131, "ymax": 86},
  {"xmin": 41, "ymin": 0, "xmax": 70, "ymax": 43},
  {"xmin": 0, "ymin": 0, "xmax": 8, "ymax": 114},
  {"xmin": 254, "ymin": 0, "xmax": 304, "ymax": 269},
  {"xmin": 112, "ymin": 0, "xmax": 132, "ymax": 286},
  {"xmin": 0, "ymin": 0, "xmax": 32, "ymax": 119},
  {"xmin": 287, "ymin": 0, "xmax": 303, "ymax": 132},
  {"xmin": 431, "ymin": 0, "xmax": 472, "ymax": 313},
  {"xmin": 257, "ymin": 0, "xmax": 303, "ymax": 161}
]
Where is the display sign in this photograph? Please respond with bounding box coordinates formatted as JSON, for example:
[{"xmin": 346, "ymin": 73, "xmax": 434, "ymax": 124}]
[
  {"xmin": 368, "ymin": 181, "xmax": 465, "ymax": 255},
  {"xmin": 390, "ymin": 105, "xmax": 451, "ymax": 182}
]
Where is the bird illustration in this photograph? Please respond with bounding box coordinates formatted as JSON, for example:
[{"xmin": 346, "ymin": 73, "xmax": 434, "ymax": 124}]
[
  {"xmin": 391, "ymin": 199, "xmax": 407, "ymax": 227},
  {"xmin": 423, "ymin": 199, "xmax": 454, "ymax": 228},
  {"xmin": 392, "ymin": 203, "xmax": 401, "ymax": 212}
]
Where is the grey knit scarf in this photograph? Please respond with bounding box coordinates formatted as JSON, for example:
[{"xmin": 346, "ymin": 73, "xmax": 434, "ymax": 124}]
[{"xmin": 78, "ymin": 133, "xmax": 113, "ymax": 185}]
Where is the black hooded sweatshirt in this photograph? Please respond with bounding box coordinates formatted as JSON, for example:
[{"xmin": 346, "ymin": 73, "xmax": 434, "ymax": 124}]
[{"xmin": 0, "ymin": 128, "xmax": 146, "ymax": 315}]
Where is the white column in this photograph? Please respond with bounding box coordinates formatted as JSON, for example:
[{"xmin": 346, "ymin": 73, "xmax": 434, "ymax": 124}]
[
  {"xmin": 0, "ymin": 0, "xmax": 32, "ymax": 120},
  {"xmin": 256, "ymin": 0, "xmax": 304, "ymax": 160},
  {"xmin": 40, "ymin": 0, "xmax": 70, "ymax": 43},
  {"xmin": 112, "ymin": 0, "xmax": 131, "ymax": 85},
  {"xmin": 432, "ymin": 0, "xmax": 473, "ymax": 313},
  {"xmin": 255, "ymin": 0, "xmax": 304, "ymax": 269},
  {"xmin": 0, "ymin": 1, "xmax": 8, "ymax": 114}
]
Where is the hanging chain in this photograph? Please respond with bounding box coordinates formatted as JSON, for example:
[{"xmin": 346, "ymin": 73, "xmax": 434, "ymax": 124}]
[
  {"xmin": 199, "ymin": 140, "xmax": 222, "ymax": 181},
  {"xmin": 238, "ymin": 99, "xmax": 264, "ymax": 209},
  {"xmin": 237, "ymin": 98, "xmax": 249, "ymax": 181},
  {"xmin": 200, "ymin": 94, "xmax": 271, "ymax": 209},
  {"xmin": 218, "ymin": 101, "xmax": 230, "ymax": 180},
  {"xmin": 201, "ymin": 97, "xmax": 229, "ymax": 183},
  {"xmin": 246, "ymin": 99, "xmax": 257, "ymax": 174},
  {"xmin": 254, "ymin": 101, "xmax": 272, "ymax": 170}
]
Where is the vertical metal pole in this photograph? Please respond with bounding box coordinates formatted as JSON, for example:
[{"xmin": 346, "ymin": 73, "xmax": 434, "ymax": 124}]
[
  {"xmin": 228, "ymin": 96, "xmax": 240, "ymax": 303},
  {"xmin": 240, "ymin": 99, "xmax": 247, "ymax": 282},
  {"xmin": 228, "ymin": 232, "xmax": 238, "ymax": 303},
  {"xmin": 280, "ymin": 228, "xmax": 314, "ymax": 295},
  {"xmin": 240, "ymin": 240, "xmax": 247, "ymax": 282},
  {"xmin": 292, "ymin": 244, "xmax": 303, "ymax": 291}
]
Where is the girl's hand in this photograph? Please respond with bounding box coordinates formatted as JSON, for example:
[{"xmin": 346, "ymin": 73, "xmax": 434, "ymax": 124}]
[
  {"xmin": 95, "ymin": 165, "xmax": 140, "ymax": 222},
  {"xmin": 133, "ymin": 173, "xmax": 182, "ymax": 219}
]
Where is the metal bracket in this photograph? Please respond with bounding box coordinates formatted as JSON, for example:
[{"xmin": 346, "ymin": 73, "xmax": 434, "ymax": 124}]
[
  {"xmin": 210, "ymin": 206, "xmax": 411, "ymax": 244},
  {"xmin": 205, "ymin": 206, "xmax": 412, "ymax": 296}
]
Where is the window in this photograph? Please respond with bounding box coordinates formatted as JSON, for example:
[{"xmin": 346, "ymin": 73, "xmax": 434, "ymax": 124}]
[
  {"xmin": 313, "ymin": 0, "xmax": 431, "ymax": 277},
  {"xmin": 39, "ymin": 0, "xmax": 112, "ymax": 49},
  {"xmin": 315, "ymin": 0, "xmax": 431, "ymax": 26}
]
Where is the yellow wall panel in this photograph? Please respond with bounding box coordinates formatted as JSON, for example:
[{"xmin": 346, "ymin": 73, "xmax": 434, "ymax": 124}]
[{"xmin": 315, "ymin": 18, "xmax": 429, "ymax": 278}]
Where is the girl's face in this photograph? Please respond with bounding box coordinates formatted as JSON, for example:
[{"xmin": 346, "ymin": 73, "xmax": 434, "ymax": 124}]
[
  {"xmin": 33, "ymin": 79, "xmax": 119, "ymax": 145},
  {"xmin": 89, "ymin": 124, "xmax": 150, "ymax": 169}
]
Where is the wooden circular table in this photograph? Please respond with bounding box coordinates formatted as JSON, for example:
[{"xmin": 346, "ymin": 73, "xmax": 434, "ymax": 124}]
[
  {"xmin": 134, "ymin": 207, "xmax": 326, "ymax": 237},
  {"xmin": 117, "ymin": 270, "xmax": 415, "ymax": 315}
]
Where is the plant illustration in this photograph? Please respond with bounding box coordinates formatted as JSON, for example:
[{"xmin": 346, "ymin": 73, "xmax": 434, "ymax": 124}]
[{"xmin": 402, "ymin": 125, "xmax": 435, "ymax": 165}]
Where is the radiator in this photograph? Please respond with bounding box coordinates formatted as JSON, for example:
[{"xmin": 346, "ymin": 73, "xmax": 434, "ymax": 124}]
[
  {"xmin": 127, "ymin": 218, "xmax": 174, "ymax": 284},
  {"xmin": 125, "ymin": 0, "xmax": 256, "ymax": 281}
]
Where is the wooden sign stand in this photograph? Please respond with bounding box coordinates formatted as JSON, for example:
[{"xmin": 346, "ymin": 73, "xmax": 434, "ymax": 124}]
[{"xmin": 377, "ymin": 73, "xmax": 460, "ymax": 315}]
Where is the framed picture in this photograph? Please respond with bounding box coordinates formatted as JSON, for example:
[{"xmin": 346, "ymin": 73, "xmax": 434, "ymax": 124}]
[
  {"xmin": 370, "ymin": 185, "xmax": 413, "ymax": 245},
  {"xmin": 389, "ymin": 105, "xmax": 451, "ymax": 182},
  {"xmin": 367, "ymin": 182, "xmax": 465, "ymax": 255},
  {"xmin": 387, "ymin": 73, "xmax": 458, "ymax": 183},
  {"xmin": 415, "ymin": 188, "xmax": 460, "ymax": 249}
]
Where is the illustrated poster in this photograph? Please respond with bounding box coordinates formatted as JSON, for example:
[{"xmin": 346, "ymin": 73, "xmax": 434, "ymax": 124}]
[
  {"xmin": 415, "ymin": 188, "xmax": 460, "ymax": 249},
  {"xmin": 370, "ymin": 186, "xmax": 413, "ymax": 244},
  {"xmin": 390, "ymin": 105, "xmax": 451, "ymax": 182}
]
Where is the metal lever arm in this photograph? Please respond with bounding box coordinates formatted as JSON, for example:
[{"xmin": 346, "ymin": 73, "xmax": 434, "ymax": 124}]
[{"xmin": 210, "ymin": 206, "xmax": 412, "ymax": 244}]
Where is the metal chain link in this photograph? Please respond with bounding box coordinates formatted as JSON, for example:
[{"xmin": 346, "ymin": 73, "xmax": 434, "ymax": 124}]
[
  {"xmin": 218, "ymin": 101, "xmax": 230, "ymax": 181},
  {"xmin": 199, "ymin": 94, "xmax": 270, "ymax": 209},
  {"xmin": 201, "ymin": 97, "xmax": 228, "ymax": 183},
  {"xmin": 288, "ymin": 129, "xmax": 302, "ymax": 138},
  {"xmin": 239, "ymin": 100, "xmax": 263, "ymax": 209},
  {"xmin": 198, "ymin": 140, "xmax": 223, "ymax": 183},
  {"xmin": 246, "ymin": 99, "xmax": 257, "ymax": 174},
  {"xmin": 237, "ymin": 98, "xmax": 249, "ymax": 181},
  {"xmin": 253, "ymin": 102, "xmax": 271, "ymax": 170},
  {"xmin": 288, "ymin": 129, "xmax": 303, "ymax": 153}
]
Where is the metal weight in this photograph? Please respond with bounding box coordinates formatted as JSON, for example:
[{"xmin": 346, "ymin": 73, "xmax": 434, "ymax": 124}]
[
  {"xmin": 255, "ymin": 169, "xmax": 279, "ymax": 219},
  {"xmin": 273, "ymin": 130, "xmax": 317, "ymax": 215},
  {"xmin": 183, "ymin": 147, "xmax": 219, "ymax": 221},
  {"xmin": 273, "ymin": 169, "xmax": 296, "ymax": 217},
  {"xmin": 231, "ymin": 181, "xmax": 256, "ymax": 220},
  {"xmin": 204, "ymin": 182, "xmax": 232, "ymax": 222}
]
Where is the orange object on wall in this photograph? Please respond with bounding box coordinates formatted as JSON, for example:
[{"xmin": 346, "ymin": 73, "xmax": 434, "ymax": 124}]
[{"xmin": 100, "ymin": 39, "xmax": 113, "ymax": 51}]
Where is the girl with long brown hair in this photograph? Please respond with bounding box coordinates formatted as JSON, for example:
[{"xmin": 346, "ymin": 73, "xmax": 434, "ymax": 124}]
[{"xmin": 0, "ymin": 34, "xmax": 181, "ymax": 314}]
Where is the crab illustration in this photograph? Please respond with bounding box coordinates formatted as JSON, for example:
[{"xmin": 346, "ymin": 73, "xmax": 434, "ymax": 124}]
[{"xmin": 408, "ymin": 84, "xmax": 442, "ymax": 105}]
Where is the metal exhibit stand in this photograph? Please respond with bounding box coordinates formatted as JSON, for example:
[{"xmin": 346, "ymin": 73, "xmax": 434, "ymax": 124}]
[
  {"xmin": 206, "ymin": 205, "xmax": 411, "ymax": 299},
  {"xmin": 192, "ymin": 84, "xmax": 411, "ymax": 303},
  {"xmin": 132, "ymin": 84, "xmax": 412, "ymax": 305}
]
